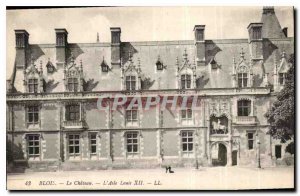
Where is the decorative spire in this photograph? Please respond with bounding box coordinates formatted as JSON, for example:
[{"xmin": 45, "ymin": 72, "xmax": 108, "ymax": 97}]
[
  {"xmin": 80, "ymin": 59, "xmax": 83, "ymax": 70},
  {"xmin": 97, "ymin": 32, "xmax": 99, "ymax": 42},
  {"xmin": 232, "ymin": 57, "xmax": 236, "ymax": 75},
  {"xmin": 40, "ymin": 60, "xmax": 43, "ymax": 73},
  {"xmin": 31, "ymin": 55, "xmax": 34, "ymax": 66},
  {"xmin": 70, "ymin": 52, "xmax": 75, "ymax": 64},
  {"xmin": 176, "ymin": 56, "xmax": 179, "ymax": 70},
  {"xmin": 281, "ymin": 51, "xmax": 287, "ymax": 59},
  {"xmin": 240, "ymin": 48, "xmax": 245, "ymax": 59},
  {"xmin": 128, "ymin": 50, "xmax": 133, "ymax": 63},
  {"xmin": 183, "ymin": 48, "xmax": 188, "ymax": 61}
]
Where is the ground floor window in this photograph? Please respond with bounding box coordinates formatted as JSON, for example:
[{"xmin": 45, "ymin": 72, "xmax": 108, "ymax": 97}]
[
  {"xmin": 27, "ymin": 134, "xmax": 40, "ymax": 159},
  {"xmin": 126, "ymin": 132, "xmax": 139, "ymax": 154},
  {"xmin": 68, "ymin": 134, "xmax": 80, "ymax": 158},
  {"xmin": 247, "ymin": 132, "xmax": 254, "ymax": 150},
  {"xmin": 275, "ymin": 145, "xmax": 282, "ymax": 159},
  {"xmin": 89, "ymin": 133, "xmax": 97, "ymax": 155},
  {"xmin": 181, "ymin": 130, "xmax": 194, "ymax": 152}
]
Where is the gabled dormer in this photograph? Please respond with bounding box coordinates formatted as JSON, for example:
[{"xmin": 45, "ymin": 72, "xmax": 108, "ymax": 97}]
[
  {"xmin": 274, "ymin": 51, "xmax": 291, "ymax": 91},
  {"xmin": 100, "ymin": 57, "xmax": 110, "ymax": 73},
  {"xmin": 177, "ymin": 49, "xmax": 196, "ymax": 89},
  {"xmin": 24, "ymin": 58, "xmax": 44, "ymax": 93},
  {"xmin": 121, "ymin": 51, "xmax": 142, "ymax": 91},
  {"xmin": 232, "ymin": 49, "xmax": 253, "ymax": 88},
  {"xmin": 63, "ymin": 53, "xmax": 84, "ymax": 92}
]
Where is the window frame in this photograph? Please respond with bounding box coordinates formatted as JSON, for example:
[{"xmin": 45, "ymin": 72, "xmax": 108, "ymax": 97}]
[
  {"xmin": 181, "ymin": 130, "xmax": 194, "ymax": 153},
  {"xmin": 67, "ymin": 77, "xmax": 79, "ymax": 92},
  {"xmin": 27, "ymin": 105, "xmax": 39, "ymax": 125},
  {"xmin": 28, "ymin": 78, "xmax": 39, "ymax": 93},
  {"xmin": 237, "ymin": 100, "xmax": 251, "ymax": 116},
  {"xmin": 181, "ymin": 108, "xmax": 193, "ymax": 125},
  {"xmin": 89, "ymin": 133, "xmax": 97, "ymax": 155},
  {"xmin": 125, "ymin": 75, "xmax": 137, "ymax": 91},
  {"xmin": 65, "ymin": 104, "xmax": 80, "ymax": 121},
  {"xmin": 181, "ymin": 74, "xmax": 192, "ymax": 89},
  {"xmin": 126, "ymin": 132, "xmax": 139, "ymax": 154},
  {"xmin": 237, "ymin": 73, "xmax": 248, "ymax": 88},
  {"xmin": 279, "ymin": 73, "xmax": 286, "ymax": 85},
  {"xmin": 247, "ymin": 132, "xmax": 255, "ymax": 150},
  {"xmin": 27, "ymin": 134, "xmax": 40, "ymax": 159},
  {"xmin": 68, "ymin": 134, "xmax": 80, "ymax": 158},
  {"xmin": 125, "ymin": 109, "xmax": 138, "ymax": 126}
]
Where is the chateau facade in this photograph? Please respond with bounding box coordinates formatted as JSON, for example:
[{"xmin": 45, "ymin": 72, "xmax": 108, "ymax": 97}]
[{"xmin": 7, "ymin": 7, "xmax": 294, "ymax": 171}]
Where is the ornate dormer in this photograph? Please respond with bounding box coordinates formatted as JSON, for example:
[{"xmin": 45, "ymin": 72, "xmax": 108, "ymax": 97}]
[
  {"xmin": 121, "ymin": 51, "xmax": 142, "ymax": 91},
  {"xmin": 156, "ymin": 55, "xmax": 165, "ymax": 71},
  {"xmin": 46, "ymin": 58, "xmax": 56, "ymax": 74},
  {"xmin": 24, "ymin": 57, "xmax": 44, "ymax": 93},
  {"xmin": 100, "ymin": 57, "xmax": 110, "ymax": 73},
  {"xmin": 63, "ymin": 53, "xmax": 84, "ymax": 92},
  {"xmin": 231, "ymin": 48, "xmax": 253, "ymax": 88},
  {"xmin": 274, "ymin": 51, "xmax": 291, "ymax": 91},
  {"xmin": 177, "ymin": 49, "xmax": 196, "ymax": 89}
]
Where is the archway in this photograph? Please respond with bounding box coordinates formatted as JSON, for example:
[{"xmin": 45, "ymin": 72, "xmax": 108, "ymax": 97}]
[{"xmin": 211, "ymin": 143, "xmax": 227, "ymax": 166}]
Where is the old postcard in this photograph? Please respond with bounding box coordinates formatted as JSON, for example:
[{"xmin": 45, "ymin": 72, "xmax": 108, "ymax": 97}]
[{"xmin": 6, "ymin": 6, "xmax": 294, "ymax": 190}]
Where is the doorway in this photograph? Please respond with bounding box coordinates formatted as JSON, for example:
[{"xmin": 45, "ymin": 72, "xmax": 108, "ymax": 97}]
[
  {"xmin": 232, "ymin": 150, "xmax": 238, "ymax": 166},
  {"xmin": 212, "ymin": 143, "xmax": 227, "ymax": 166}
]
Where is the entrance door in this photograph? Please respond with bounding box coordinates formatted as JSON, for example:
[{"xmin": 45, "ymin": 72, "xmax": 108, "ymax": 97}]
[
  {"xmin": 212, "ymin": 143, "xmax": 227, "ymax": 166},
  {"xmin": 232, "ymin": 150, "xmax": 238, "ymax": 166}
]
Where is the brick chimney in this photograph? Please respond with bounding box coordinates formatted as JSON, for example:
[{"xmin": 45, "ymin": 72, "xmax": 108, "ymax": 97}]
[
  {"xmin": 15, "ymin": 30, "xmax": 29, "ymax": 69},
  {"xmin": 110, "ymin": 27, "xmax": 121, "ymax": 69},
  {"xmin": 247, "ymin": 23, "xmax": 263, "ymax": 60},
  {"xmin": 55, "ymin": 28, "xmax": 68, "ymax": 66},
  {"xmin": 193, "ymin": 25, "xmax": 205, "ymax": 66}
]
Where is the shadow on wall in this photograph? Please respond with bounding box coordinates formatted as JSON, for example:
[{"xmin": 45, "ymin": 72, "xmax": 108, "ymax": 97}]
[
  {"xmin": 45, "ymin": 79, "xmax": 59, "ymax": 93},
  {"xmin": 7, "ymin": 139, "xmax": 27, "ymax": 173},
  {"xmin": 196, "ymin": 75, "xmax": 209, "ymax": 89},
  {"xmin": 30, "ymin": 45, "xmax": 45, "ymax": 62},
  {"xmin": 205, "ymin": 41, "xmax": 222, "ymax": 65},
  {"xmin": 263, "ymin": 38, "xmax": 278, "ymax": 62},
  {"xmin": 83, "ymin": 79, "xmax": 99, "ymax": 92},
  {"xmin": 141, "ymin": 76, "xmax": 155, "ymax": 90},
  {"xmin": 253, "ymin": 74, "xmax": 263, "ymax": 87},
  {"xmin": 121, "ymin": 42, "xmax": 138, "ymax": 65},
  {"xmin": 67, "ymin": 44, "xmax": 85, "ymax": 63}
]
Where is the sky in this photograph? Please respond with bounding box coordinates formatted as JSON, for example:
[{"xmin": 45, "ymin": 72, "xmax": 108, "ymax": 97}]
[{"xmin": 6, "ymin": 6, "xmax": 294, "ymax": 78}]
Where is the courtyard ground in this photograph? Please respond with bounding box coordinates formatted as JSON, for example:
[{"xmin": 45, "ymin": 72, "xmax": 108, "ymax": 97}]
[{"xmin": 7, "ymin": 166, "xmax": 294, "ymax": 190}]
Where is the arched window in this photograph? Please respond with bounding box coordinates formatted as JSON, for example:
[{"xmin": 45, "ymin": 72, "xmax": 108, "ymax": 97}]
[{"xmin": 237, "ymin": 100, "xmax": 251, "ymax": 116}]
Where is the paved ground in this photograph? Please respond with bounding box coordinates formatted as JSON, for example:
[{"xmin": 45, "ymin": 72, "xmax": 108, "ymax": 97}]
[{"xmin": 7, "ymin": 166, "xmax": 294, "ymax": 190}]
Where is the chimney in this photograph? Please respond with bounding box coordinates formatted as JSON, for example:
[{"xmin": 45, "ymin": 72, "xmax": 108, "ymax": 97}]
[
  {"xmin": 55, "ymin": 28, "xmax": 68, "ymax": 66},
  {"xmin": 15, "ymin": 30, "xmax": 29, "ymax": 69},
  {"xmin": 110, "ymin": 27, "xmax": 121, "ymax": 68},
  {"xmin": 247, "ymin": 23, "xmax": 263, "ymax": 60},
  {"xmin": 193, "ymin": 25, "xmax": 205, "ymax": 66},
  {"xmin": 263, "ymin": 6, "xmax": 275, "ymax": 14},
  {"xmin": 282, "ymin": 27, "xmax": 288, "ymax": 37}
]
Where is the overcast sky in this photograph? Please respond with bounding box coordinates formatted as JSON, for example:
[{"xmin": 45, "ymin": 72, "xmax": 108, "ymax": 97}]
[{"xmin": 6, "ymin": 6, "xmax": 293, "ymax": 78}]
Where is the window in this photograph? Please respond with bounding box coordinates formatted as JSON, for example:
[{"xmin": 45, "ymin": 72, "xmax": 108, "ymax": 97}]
[
  {"xmin": 27, "ymin": 134, "xmax": 40, "ymax": 159},
  {"xmin": 126, "ymin": 132, "xmax": 139, "ymax": 153},
  {"xmin": 253, "ymin": 27, "xmax": 261, "ymax": 40},
  {"xmin": 181, "ymin": 108, "xmax": 193, "ymax": 124},
  {"xmin": 27, "ymin": 106, "xmax": 39, "ymax": 124},
  {"xmin": 275, "ymin": 145, "xmax": 282, "ymax": 159},
  {"xmin": 28, "ymin": 78, "xmax": 38, "ymax": 93},
  {"xmin": 238, "ymin": 73, "xmax": 248, "ymax": 88},
  {"xmin": 65, "ymin": 104, "xmax": 80, "ymax": 121},
  {"xmin": 68, "ymin": 134, "xmax": 80, "ymax": 157},
  {"xmin": 238, "ymin": 100, "xmax": 251, "ymax": 116},
  {"xmin": 67, "ymin": 78, "xmax": 78, "ymax": 92},
  {"xmin": 182, "ymin": 131, "xmax": 194, "ymax": 152},
  {"xmin": 181, "ymin": 74, "xmax": 191, "ymax": 89},
  {"xmin": 89, "ymin": 133, "xmax": 97, "ymax": 154},
  {"xmin": 247, "ymin": 132, "xmax": 254, "ymax": 150},
  {"xmin": 102, "ymin": 64, "xmax": 108, "ymax": 72},
  {"xmin": 279, "ymin": 73, "xmax": 286, "ymax": 85},
  {"xmin": 126, "ymin": 76, "xmax": 136, "ymax": 91},
  {"xmin": 126, "ymin": 109, "xmax": 138, "ymax": 125}
]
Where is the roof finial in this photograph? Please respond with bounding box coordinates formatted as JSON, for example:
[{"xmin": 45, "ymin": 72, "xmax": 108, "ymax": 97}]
[
  {"xmin": 70, "ymin": 52, "xmax": 75, "ymax": 64},
  {"xmin": 40, "ymin": 60, "xmax": 43, "ymax": 73},
  {"xmin": 129, "ymin": 50, "xmax": 133, "ymax": 62},
  {"xmin": 281, "ymin": 51, "xmax": 286, "ymax": 59},
  {"xmin": 240, "ymin": 48, "xmax": 245, "ymax": 59},
  {"xmin": 183, "ymin": 48, "xmax": 188, "ymax": 60},
  {"xmin": 97, "ymin": 32, "xmax": 99, "ymax": 42},
  {"xmin": 80, "ymin": 59, "xmax": 83, "ymax": 70}
]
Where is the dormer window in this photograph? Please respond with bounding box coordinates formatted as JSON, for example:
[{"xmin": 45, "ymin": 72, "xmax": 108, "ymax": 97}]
[
  {"xmin": 67, "ymin": 78, "xmax": 79, "ymax": 92},
  {"xmin": 156, "ymin": 55, "xmax": 164, "ymax": 71},
  {"xmin": 238, "ymin": 73, "xmax": 248, "ymax": 88},
  {"xmin": 126, "ymin": 76, "xmax": 136, "ymax": 91},
  {"xmin": 181, "ymin": 74, "xmax": 191, "ymax": 89},
  {"xmin": 46, "ymin": 59, "xmax": 55, "ymax": 74},
  {"xmin": 28, "ymin": 78, "xmax": 38, "ymax": 93},
  {"xmin": 101, "ymin": 57, "xmax": 109, "ymax": 72},
  {"xmin": 279, "ymin": 73, "xmax": 286, "ymax": 85}
]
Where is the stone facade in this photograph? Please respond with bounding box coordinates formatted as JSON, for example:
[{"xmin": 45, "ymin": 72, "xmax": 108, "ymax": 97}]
[{"xmin": 6, "ymin": 7, "xmax": 294, "ymax": 172}]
